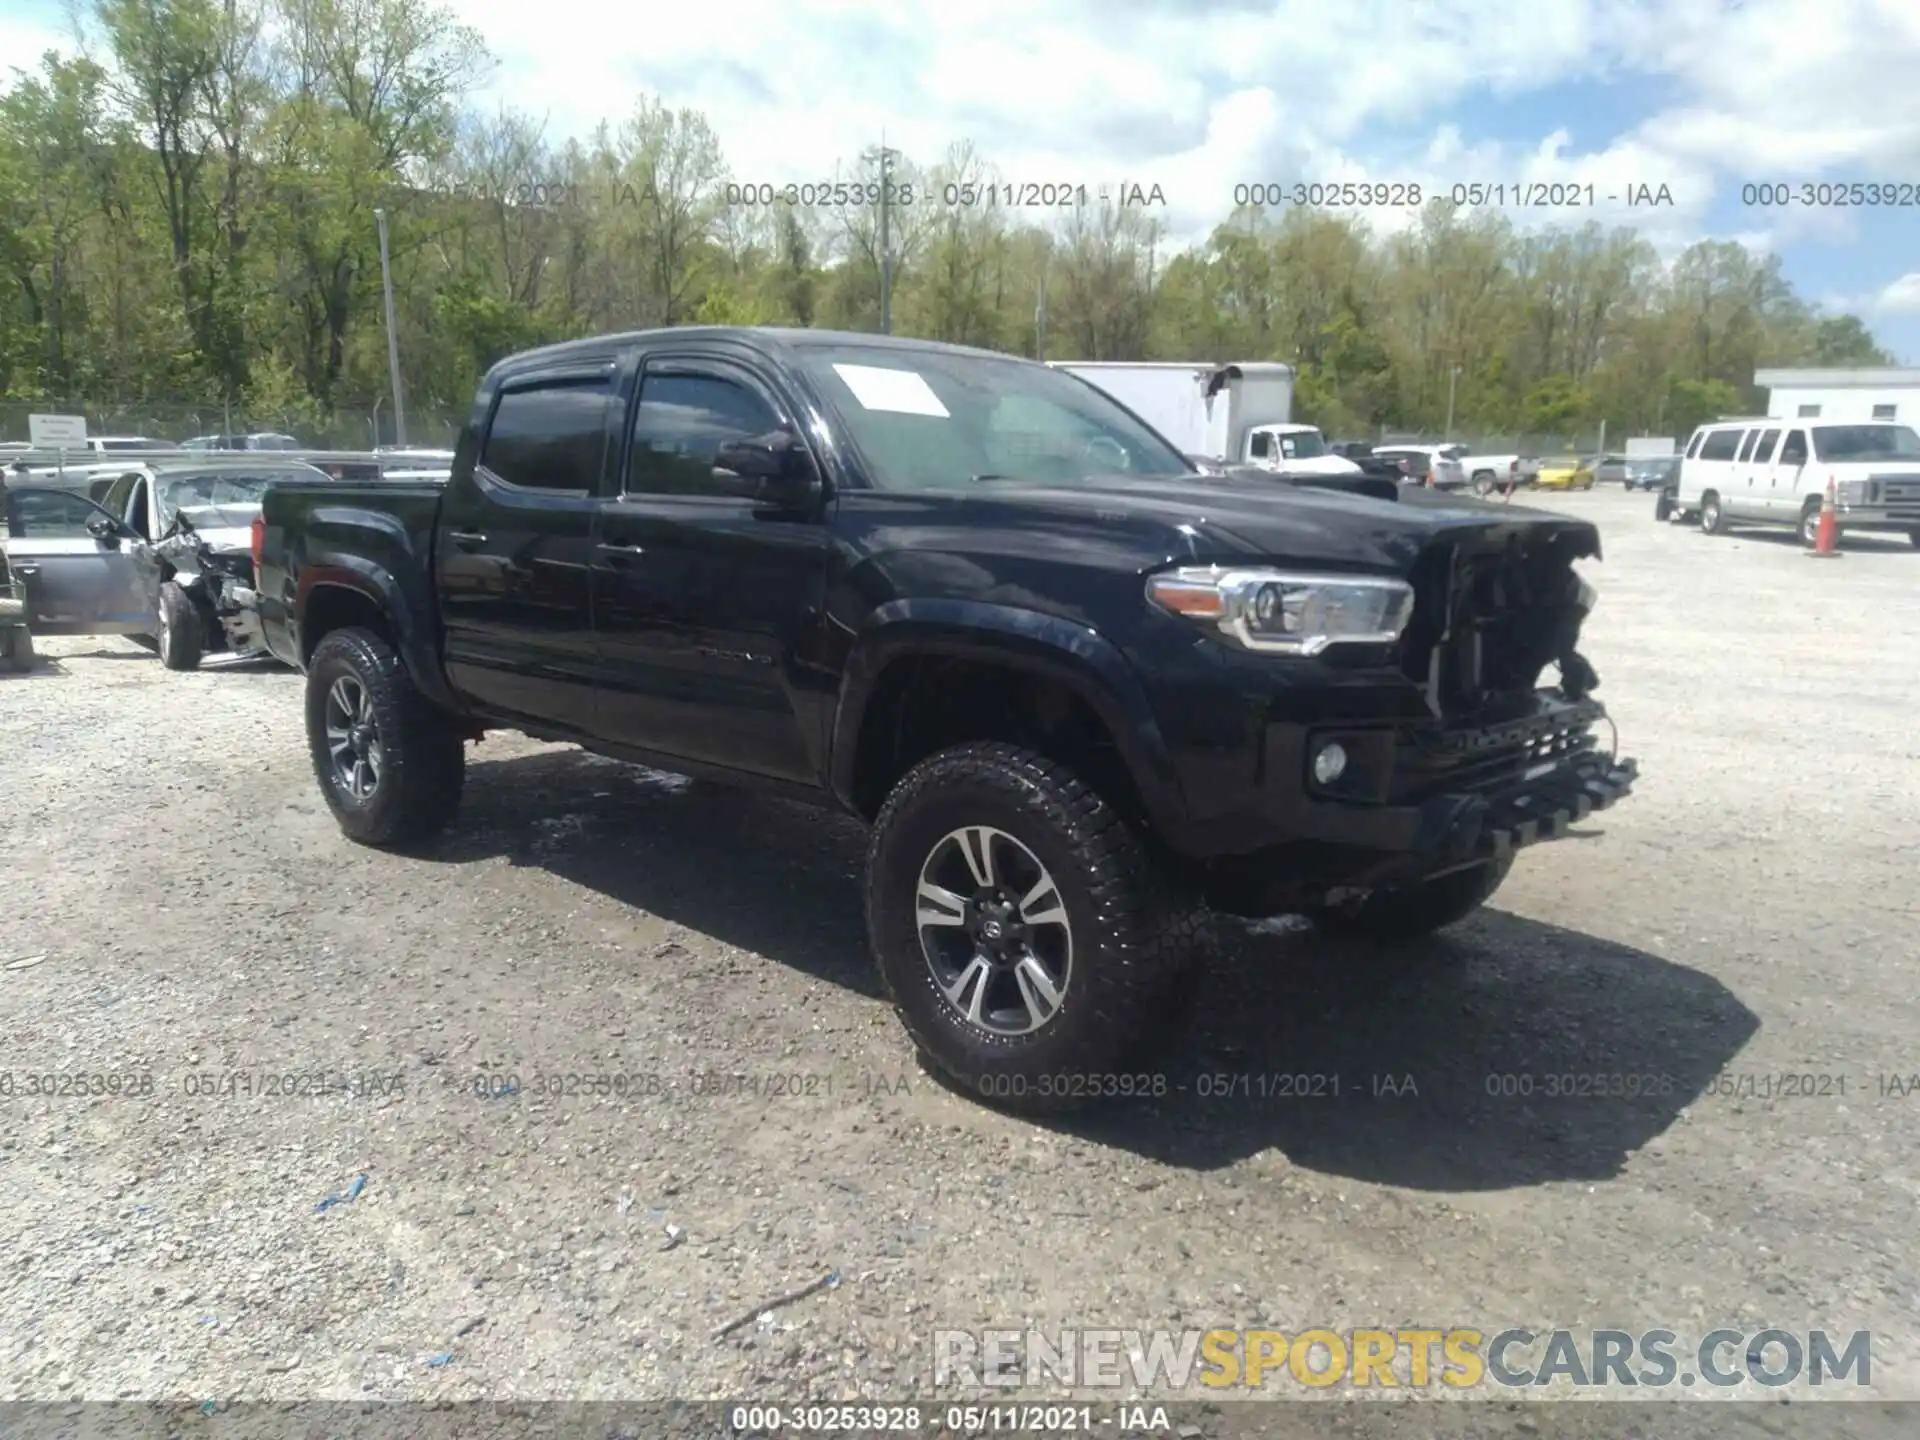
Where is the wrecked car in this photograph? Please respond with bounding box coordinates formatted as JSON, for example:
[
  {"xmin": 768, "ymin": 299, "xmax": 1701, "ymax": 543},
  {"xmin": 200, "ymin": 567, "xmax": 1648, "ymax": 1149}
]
[{"xmin": 2, "ymin": 457, "xmax": 334, "ymax": 670}]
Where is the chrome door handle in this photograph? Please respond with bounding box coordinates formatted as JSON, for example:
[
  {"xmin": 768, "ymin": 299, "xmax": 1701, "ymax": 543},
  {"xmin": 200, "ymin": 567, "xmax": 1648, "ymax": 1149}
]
[
  {"xmin": 597, "ymin": 542, "xmax": 645, "ymax": 554},
  {"xmin": 13, "ymin": 564, "xmax": 38, "ymax": 576},
  {"xmin": 447, "ymin": 530, "xmax": 487, "ymax": 550}
]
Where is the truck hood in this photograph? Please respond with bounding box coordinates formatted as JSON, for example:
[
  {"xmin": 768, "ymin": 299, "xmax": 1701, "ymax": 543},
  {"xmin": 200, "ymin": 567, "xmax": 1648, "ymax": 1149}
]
[{"xmin": 948, "ymin": 475, "xmax": 1601, "ymax": 574}]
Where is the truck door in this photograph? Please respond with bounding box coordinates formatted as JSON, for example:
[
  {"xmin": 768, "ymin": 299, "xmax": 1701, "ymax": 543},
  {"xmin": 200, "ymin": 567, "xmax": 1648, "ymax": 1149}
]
[
  {"xmin": 435, "ymin": 364, "xmax": 612, "ymax": 733},
  {"xmin": 589, "ymin": 352, "xmax": 832, "ymax": 783},
  {"xmin": 2, "ymin": 487, "xmax": 149, "ymax": 634}
]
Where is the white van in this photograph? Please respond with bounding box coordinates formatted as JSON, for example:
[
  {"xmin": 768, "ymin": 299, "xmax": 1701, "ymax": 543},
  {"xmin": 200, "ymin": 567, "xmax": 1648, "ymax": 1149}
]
[{"xmin": 1674, "ymin": 418, "xmax": 1920, "ymax": 547}]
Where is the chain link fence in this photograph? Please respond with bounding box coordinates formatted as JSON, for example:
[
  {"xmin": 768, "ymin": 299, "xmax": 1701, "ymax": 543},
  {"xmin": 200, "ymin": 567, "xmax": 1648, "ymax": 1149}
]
[{"xmin": 0, "ymin": 400, "xmax": 462, "ymax": 451}]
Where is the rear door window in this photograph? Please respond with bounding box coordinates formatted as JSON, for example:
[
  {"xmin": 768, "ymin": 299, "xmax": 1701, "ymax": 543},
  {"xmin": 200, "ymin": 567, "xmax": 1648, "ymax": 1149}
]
[{"xmin": 480, "ymin": 375, "xmax": 615, "ymax": 493}]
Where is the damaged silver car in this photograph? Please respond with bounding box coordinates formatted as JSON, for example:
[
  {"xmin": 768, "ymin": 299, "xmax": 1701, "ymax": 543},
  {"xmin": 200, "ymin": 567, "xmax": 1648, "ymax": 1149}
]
[{"xmin": 2, "ymin": 457, "xmax": 334, "ymax": 671}]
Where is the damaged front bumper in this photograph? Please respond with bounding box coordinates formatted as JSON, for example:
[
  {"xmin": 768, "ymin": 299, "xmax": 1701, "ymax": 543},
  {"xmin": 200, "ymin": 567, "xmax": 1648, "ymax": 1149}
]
[{"xmin": 1222, "ymin": 693, "xmax": 1640, "ymax": 900}]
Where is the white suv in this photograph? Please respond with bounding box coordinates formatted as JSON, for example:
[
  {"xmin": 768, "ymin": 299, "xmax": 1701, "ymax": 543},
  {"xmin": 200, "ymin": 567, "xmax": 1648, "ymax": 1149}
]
[{"xmin": 1675, "ymin": 418, "xmax": 1920, "ymax": 547}]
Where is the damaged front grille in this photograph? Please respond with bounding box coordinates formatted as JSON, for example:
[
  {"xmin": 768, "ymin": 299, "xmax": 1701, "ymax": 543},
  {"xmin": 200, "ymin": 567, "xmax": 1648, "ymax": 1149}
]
[
  {"xmin": 1400, "ymin": 527, "xmax": 1599, "ymax": 721},
  {"xmin": 1390, "ymin": 696, "xmax": 1603, "ymax": 803}
]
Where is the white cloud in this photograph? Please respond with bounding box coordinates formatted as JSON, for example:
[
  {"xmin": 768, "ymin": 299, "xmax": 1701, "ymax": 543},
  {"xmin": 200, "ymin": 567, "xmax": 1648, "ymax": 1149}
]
[
  {"xmin": 8, "ymin": 0, "xmax": 1917, "ymax": 304},
  {"xmin": 1870, "ymin": 274, "xmax": 1920, "ymax": 315}
]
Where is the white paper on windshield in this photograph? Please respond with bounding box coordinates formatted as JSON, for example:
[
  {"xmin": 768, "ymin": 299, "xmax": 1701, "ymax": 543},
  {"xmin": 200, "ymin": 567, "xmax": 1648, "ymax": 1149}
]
[{"xmin": 832, "ymin": 363, "xmax": 950, "ymax": 417}]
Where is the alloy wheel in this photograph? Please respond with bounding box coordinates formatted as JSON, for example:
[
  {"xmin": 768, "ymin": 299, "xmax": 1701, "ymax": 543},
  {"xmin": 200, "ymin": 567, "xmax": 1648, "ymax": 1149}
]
[
  {"xmin": 323, "ymin": 675, "xmax": 384, "ymax": 802},
  {"xmin": 914, "ymin": 825, "xmax": 1073, "ymax": 1036}
]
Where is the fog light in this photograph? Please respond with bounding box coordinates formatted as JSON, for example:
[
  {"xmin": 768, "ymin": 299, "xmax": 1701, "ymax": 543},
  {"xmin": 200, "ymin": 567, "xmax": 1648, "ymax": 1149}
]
[{"xmin": 1312, "ymin": 742, "xmax": 1348, "ymax": 785}]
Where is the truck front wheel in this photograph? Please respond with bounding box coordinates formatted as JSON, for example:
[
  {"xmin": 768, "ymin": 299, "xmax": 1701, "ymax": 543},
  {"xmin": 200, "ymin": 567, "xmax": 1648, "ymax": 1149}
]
[
  {"xmin": 1314, "ymin": 857, "xmax": 1513, "ymax": 944},
  {"xmin": 865, "ymin": 742, "xmax": 1195, "ymax": 1113},
  {"xmin": 305, "ymin": 627, "xmax": 464, "ymax": 848}
]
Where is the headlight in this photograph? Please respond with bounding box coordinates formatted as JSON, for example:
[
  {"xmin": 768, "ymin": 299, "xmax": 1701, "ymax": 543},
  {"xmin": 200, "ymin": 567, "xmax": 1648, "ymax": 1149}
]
[
  {"xmin": 1145, "ymin": 567, "xmax": 1415, "ymax": 655},
  {"xmin": 1837, "ymin": 479, "xmax": 1869, "ymax": 505}
]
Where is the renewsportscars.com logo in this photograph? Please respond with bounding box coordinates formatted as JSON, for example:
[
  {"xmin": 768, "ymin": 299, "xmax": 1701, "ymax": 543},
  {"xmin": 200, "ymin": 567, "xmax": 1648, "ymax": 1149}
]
[{"xmin": 933, "ymin": 1327, "xmax": 1873, "ymax": 1391}]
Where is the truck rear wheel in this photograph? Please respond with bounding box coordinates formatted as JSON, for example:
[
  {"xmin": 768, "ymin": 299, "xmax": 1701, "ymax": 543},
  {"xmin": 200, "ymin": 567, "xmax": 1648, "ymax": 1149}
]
[
  {"xmin": 305, "ymin": 627, "xmax": 464, "ymax": 848},
  {"xmin": 864, "ymin": 742, "xmax": 1195, "ymax": 1113},
  {"xmin": 1472, "ymin": 471, "xmax": 1496, "ymax": 497},
  {"xmin": 1314, "ymin": 857, "xmax": 1513, "ymax": 944}
]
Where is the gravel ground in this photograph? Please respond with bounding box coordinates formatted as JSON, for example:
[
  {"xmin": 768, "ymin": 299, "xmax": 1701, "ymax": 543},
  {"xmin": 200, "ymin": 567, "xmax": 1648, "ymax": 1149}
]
[{"xmin": 1, "ymin": 487, "xmax": 1916, "ymax": 1432}]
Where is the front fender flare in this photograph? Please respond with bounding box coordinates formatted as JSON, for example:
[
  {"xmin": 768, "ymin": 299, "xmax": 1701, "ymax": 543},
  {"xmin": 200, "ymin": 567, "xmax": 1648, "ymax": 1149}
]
[{"xmin": 828, "ymin": 599, "xmax": 1186, "ymax": 833}]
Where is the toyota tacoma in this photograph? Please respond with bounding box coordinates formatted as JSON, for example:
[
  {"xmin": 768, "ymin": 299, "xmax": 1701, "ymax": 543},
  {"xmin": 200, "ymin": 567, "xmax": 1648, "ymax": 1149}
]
[{"xmin": 253, "ymin": 327, "xmax": 1637, "ymax": 1111}]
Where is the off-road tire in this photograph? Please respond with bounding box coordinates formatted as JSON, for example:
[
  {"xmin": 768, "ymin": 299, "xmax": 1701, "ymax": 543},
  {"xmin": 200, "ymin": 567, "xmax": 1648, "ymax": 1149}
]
[
  {"xmin": 1314, "ymin": 857, "xmax": 1514, "ymax": 944},
  {"xmin": 2, "ymin": 627, "xmax": 33, "ymax": 673},
  {"xmin": 305, "ymin": 627, "xmax": 464, "ymax": 848},
  {"xmin": 865, "ymin": 742, "xmax": 1197, "ymax": 1114},
  {"xmin": 1699, "ymin": 492, "xmax": 1728, "ymax": 534},
  {"xmin": 157, "ymin": 582, "xmax": 203, "ymax": 670}
]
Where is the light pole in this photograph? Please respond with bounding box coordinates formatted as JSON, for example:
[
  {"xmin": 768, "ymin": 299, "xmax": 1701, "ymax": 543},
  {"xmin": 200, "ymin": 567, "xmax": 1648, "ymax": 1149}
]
[
  {"xmin": 1444, "ymin": 364, "xmax": 1461, "ymax": 440},
  {"xmin": 864, "ymin": 139, "xmax": 900, "ymax": 333},
  {"xmin": 374, "ymin": 208, "xmax": 407, "ymax": 448}
]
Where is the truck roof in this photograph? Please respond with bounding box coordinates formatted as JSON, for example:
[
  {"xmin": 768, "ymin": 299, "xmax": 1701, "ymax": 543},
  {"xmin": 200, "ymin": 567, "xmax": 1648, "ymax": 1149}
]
[{"xmin": 489, "ymin": 326, "xmax": 1031, "ymax": 383}]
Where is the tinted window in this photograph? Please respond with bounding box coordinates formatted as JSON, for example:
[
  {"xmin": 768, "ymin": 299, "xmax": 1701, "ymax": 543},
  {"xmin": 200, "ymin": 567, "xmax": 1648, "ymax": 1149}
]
[
  {"xmin": 1697, "ymin": 429, "xmax": 1741, "ymax": 461},
  {"xmin": 1751, "ymin": 429, "xmax": 1780, "ymax": 463},
  {"xmin": 6, "ymin": 488, "xmax": 113, "ymax": 538},
  {"xmin": 1872, "ymin": 404, "xmax": 1897, "ymax": 420},
  {"xmin": 1797, "ymin": 403, "xmax": 1821, "ymax": 417},
  {"xmin": 1685, "ymin": 429, "xmax": 1706, "ymax": 458},
  {"xmin": 1734, "ymin": 430, "xmax": 1759, "ymax": 462},
  {"xmin": 1778, "ymin": 430, "xmax": 1808, "ymax": 465},
  {"xmin": 627, "ymin": 373, "xmax": 783, "ymax": 497},
  {"xmin": 481, "ymin": 378, "xmax": 612, "ymax": 492}
]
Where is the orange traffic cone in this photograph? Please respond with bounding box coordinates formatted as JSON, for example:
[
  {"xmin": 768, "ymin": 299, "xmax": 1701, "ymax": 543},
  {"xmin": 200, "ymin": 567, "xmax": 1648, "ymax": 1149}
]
[{"xmin": 1808, "ymin": 479, "xmax": 1842, "ymax": 558}]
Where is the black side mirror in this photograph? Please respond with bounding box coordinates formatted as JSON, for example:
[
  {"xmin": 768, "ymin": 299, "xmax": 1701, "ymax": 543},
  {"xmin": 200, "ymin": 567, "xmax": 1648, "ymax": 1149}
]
[
  {"xmin": 85, "ymin": 513, "xmax": 123, "ymax": 546},
  {"xmin": 713, "ymin": 431, "xmax": 817, "ymax": 507}
]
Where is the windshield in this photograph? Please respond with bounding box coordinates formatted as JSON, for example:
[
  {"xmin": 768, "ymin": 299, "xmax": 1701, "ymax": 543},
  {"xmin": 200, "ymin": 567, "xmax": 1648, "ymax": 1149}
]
[
  {"xmin": 796, "ymin": 344, "xmax": 1191, "ymax": 489},
  {"xmin": 1436, "ymin": 443, "xmax": 1468, "ymax": 459},
  {"xmin": 156, "ymin": 472, "xmax": 281, "ymax": 528},
  {"xmin": 1810, "ymin": 424, "xmax": 1920, "ymax": 461}
]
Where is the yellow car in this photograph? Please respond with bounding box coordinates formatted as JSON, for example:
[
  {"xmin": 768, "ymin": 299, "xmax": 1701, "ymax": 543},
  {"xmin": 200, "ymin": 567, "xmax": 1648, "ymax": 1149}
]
[{"xmin": 1533, "ymin": 456, "xmax": 1596, "ymax": 490}]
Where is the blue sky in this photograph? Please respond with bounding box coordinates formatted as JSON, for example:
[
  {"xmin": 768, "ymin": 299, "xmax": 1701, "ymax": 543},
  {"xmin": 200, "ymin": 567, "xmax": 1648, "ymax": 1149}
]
[{"xmin": 7, "ymin": 0, "xmax": 1919, "ymax": 362}]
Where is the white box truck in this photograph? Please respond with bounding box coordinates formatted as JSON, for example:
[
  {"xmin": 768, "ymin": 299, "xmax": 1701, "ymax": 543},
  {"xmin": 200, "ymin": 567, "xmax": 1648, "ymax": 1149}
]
[
  {"xmin": 1625, "ymin": 436, "xmax": 1677, "ymax": 458},
  {"xmin": 1050, "ymin": 361, "xmax": 1361, "ymax": 479}
]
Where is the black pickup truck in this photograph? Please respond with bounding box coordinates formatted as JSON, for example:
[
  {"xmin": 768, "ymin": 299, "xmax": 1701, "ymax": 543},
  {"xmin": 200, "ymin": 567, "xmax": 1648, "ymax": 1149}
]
[{"xmin": 255, "ymin": 326, "xmax": 1636, "ymax": 1110}]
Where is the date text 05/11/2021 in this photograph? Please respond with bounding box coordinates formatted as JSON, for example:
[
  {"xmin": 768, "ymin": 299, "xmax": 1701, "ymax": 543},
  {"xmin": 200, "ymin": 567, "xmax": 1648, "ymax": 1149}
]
[{"xmin": 1231, "ymin": 181, "xmax": 1676, "ymax": 209}]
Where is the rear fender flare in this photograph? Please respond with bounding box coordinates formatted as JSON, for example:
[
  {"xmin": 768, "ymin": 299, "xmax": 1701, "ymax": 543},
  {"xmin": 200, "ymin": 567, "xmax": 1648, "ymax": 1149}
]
[
  {"xmin": 828, "ymin": 599, "xmax": 1186, "ymax": 831},
  {"xmin": 295, "ymin": 555, "xmax": 458, "ymax": 711}
]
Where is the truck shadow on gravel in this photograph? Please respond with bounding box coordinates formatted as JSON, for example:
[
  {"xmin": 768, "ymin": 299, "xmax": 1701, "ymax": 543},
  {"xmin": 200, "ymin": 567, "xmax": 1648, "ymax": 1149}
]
[{"xmin": 437, "ymin": 748, "xmax": 1758, "ymax": 1191}]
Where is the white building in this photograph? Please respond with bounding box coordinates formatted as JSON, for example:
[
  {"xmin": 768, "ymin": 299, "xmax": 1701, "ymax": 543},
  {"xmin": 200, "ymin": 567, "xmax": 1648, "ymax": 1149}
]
[{"xmin": 1753, "ymin": 367, "xmax": 1920, "ymax": 424}]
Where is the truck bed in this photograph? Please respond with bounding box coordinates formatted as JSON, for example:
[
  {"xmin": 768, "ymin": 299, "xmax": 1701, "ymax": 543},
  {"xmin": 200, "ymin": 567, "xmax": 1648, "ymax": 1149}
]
[{"xmin": 255, "ymin": 479, "xmax": 446, "ymax": 670}]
